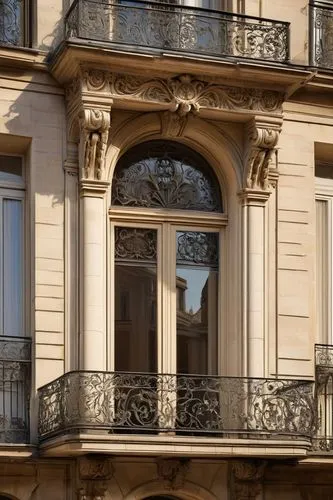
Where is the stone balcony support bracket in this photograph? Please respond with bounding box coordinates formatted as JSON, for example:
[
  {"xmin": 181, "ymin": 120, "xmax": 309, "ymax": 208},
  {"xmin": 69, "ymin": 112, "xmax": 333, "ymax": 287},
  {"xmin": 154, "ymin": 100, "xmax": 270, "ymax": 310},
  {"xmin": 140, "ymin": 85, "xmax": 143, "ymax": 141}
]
[
  {"xmin": 230, "ymin": 460, "xmax": 267, "ymax": 500},
  {"xmin": 77, "ymin": 455, "xmax": 114, "ymax": 500}
]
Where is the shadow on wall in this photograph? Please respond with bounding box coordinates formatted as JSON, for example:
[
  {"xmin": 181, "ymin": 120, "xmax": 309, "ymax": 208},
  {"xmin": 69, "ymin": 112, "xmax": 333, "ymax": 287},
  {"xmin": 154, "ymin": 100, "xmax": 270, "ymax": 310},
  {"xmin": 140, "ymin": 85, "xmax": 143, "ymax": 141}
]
[
  {"xmin": 3, "ymin": 73, "xmax": 66, "ymax": 207},
  {"xmin": 36, "ymin": 1, "xmax": 69, "ymax": 54}
]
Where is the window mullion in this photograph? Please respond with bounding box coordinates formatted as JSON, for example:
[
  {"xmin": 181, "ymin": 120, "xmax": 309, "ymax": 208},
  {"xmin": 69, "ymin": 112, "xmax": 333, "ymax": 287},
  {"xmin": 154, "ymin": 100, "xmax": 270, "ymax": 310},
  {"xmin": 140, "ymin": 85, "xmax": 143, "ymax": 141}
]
[{"xmin": 161, "ymin": 223, "xmax": 176, "ymax": 375}]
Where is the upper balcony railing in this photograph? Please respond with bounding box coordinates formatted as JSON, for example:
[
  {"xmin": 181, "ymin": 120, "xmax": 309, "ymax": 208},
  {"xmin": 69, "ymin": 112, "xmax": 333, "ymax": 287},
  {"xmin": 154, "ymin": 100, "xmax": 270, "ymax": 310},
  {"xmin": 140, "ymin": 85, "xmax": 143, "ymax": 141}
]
[
  {"xmin": 313, "ymin": 344, "xmax": 333, "ymax": 453},
  {"xmin": 310, "ymin": 1, "xmax": 333, "ymax": 69},
  {"xmin": 65, "ymin": 0, "xmax": 290, "ymax": 63},
  {"xmin": 0, "ymin": 336, "xmax": 31, "ymax": 444},
  {"xmin": 38, "ymin": 370, "xmax": 315, "ymax": 441}
]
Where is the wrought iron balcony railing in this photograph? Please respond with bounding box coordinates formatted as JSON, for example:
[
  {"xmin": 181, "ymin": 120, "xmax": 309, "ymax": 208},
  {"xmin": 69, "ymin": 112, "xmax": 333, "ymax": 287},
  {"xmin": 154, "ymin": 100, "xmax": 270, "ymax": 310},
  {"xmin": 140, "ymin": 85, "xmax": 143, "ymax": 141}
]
[
  {"xmin": 65, "ymin": 0, "xmax": 290, "ymax": 63},
  {"xmin": 0, "ymin": 336, "xmax": 31, "ymax": 444},
  {"xmin": 38, "ymin": 370, "xmax": 315, "ymax": 441},
  {"xmin": 310, "ymin": 1, "xmax": 333, "ymax": 69},
  {"xmin": 0, "ymin": 0, "xmax": 25, "ymax": 47},
  {"xmin": 313, "ymin": 344, "xmax": 333, "ymax": 453}
]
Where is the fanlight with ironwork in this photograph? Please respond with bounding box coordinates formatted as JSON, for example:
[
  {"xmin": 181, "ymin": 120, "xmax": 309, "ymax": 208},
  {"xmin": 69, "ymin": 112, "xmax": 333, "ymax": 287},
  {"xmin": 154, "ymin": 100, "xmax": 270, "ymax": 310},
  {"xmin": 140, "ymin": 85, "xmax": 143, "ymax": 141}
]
[{"xmin": 111, "ymin": 141, "xmax": 222, "ymax": 212}]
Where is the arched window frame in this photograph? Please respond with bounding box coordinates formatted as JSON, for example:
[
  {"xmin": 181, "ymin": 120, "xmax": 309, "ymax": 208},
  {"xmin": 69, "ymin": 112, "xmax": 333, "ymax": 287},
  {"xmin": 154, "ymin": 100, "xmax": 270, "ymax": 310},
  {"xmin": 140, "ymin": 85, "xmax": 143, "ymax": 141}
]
[{"xmin": 108, "ymin": 140, "xmax": 228, "ymax": 377}]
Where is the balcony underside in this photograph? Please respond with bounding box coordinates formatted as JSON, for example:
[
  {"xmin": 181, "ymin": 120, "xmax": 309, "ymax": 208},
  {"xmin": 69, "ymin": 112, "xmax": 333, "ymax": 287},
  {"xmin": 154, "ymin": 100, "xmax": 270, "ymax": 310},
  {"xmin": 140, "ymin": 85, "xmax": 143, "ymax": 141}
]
[{"xmin": 39, "ymin": 432, "xmax": 312, "ymax": 458}]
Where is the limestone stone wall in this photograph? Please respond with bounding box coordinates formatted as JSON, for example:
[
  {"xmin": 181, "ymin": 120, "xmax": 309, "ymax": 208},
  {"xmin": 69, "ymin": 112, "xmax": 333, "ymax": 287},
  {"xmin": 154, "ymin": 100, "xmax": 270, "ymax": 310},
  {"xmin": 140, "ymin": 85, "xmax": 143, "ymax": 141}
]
[{"xmin": 0, "ymin": 67, "xmax": 66, "ymax": 402}]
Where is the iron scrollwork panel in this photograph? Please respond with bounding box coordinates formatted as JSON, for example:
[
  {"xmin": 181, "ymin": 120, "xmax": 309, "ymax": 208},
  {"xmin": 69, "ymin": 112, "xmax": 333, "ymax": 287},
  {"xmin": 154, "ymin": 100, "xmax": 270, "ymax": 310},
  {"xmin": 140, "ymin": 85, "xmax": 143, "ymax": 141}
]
[
  {"xmin": 0, "ymin": 337, "xmax": 31, "ymax": 443},
  {"xmin": 112, "ymin": 140, "xmax": 222, "ymax": 212},
  {"xmin": 310, "ymin": 4, "xmax": 333, "ymax": 68},
  {"xmin": 66, "ymin": 0, "xmax": 289, "ymax": 62},
  {"xmin": 0, "ymin": 0, "xmax": 24, "ymax": 46},
  {"xmin": 38, "ymin": 371, "xmax": 316, "ymax": 439}
]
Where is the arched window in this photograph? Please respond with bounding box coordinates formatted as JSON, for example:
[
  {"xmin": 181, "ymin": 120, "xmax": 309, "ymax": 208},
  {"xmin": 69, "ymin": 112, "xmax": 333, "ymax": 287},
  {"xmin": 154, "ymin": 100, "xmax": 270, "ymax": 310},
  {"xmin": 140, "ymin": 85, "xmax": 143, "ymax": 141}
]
[{"xmin": 110, "ymin": 140, "xmax": 225, "ymax": 382}]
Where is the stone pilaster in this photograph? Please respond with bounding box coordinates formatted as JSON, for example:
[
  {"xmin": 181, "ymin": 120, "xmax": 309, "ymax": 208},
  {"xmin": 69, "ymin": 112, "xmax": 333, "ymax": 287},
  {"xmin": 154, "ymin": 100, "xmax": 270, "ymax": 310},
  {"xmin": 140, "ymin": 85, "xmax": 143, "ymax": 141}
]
[{"xmin": 239, "ymin": 116, "xmax": 282, "ymax": 377}]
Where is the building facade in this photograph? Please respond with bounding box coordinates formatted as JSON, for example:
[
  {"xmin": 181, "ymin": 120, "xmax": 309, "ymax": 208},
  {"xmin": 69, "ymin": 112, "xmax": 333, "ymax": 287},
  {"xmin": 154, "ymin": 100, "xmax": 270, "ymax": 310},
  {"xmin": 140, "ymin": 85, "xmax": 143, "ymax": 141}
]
[{"xmin": 1, "ymin": 0, "xmax": 333, "ymax": 498}]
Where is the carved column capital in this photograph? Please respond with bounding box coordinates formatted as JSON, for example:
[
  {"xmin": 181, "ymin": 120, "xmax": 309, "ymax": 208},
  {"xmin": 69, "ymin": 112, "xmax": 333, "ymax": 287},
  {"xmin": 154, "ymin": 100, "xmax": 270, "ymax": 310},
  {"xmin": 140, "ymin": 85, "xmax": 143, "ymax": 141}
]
[
  {"xmin": 156, "ymin": 458, "xmax": 190, "ymax": 490},
  {"xmin": 79, "ymin": 106, "xmax": 111, "ymax": 185},
  {"xmin": 242, "ymin": 117, "xmax": 282, "ymax": 199},
  {"xmin": 230, "ymin": 460, "xmax": 266, "ymax": 500}
]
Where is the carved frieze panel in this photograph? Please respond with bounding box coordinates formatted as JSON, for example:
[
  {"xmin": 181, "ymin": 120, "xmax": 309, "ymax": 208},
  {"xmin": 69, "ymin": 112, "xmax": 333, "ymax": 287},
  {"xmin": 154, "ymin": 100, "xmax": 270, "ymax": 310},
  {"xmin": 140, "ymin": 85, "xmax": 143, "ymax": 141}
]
[{"xmin": 67, "ymin": 69, "xmax": 284, "ymax": 118}]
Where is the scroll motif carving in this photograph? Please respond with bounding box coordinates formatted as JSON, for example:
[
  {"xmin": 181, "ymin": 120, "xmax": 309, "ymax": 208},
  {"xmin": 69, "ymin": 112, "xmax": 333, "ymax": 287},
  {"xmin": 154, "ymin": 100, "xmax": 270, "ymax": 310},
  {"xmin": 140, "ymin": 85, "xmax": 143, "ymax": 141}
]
[
  {"xmin": 75, "ymin": 69, "xmax": 283, "ymax": 116},
  {"xmin": 230, "ymin": 460, "xmax": 266, "ymax": 500},
  {"xmin": 79, "ymin": 108, "xmax": 111, "ymax": 181},
  {"xmin": 110, "ymin": 73, "xmax": 283, "ymax": 115},
  {"xmin": 245, "ymin": 121, "xmax": 281, "ymax": 192},
  {"xmin": 157, "ymin": 458, "xmax": 190, "ymax": 490}
]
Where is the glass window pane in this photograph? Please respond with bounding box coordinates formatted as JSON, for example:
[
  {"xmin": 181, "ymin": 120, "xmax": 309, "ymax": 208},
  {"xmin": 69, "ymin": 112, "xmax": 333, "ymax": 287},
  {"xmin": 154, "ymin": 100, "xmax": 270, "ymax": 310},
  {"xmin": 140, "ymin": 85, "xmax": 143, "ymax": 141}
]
[
  {"xmin": 0, "ymin": 0, "xmax": 24, "ymax": 46},
  {"xmin": 176, "ymin": 231, "xmax": 218, "ymax": 375},
  {"xmin": 3, "ymin": 199, "xmax": 24, "ymax": 336},
  {"xmin": 115, "ymin": 227, "xmax": 157, "ymax": 373},
  {"xmin": 0, "ymin": 156, "xmax": 23, "ymax": 184}
]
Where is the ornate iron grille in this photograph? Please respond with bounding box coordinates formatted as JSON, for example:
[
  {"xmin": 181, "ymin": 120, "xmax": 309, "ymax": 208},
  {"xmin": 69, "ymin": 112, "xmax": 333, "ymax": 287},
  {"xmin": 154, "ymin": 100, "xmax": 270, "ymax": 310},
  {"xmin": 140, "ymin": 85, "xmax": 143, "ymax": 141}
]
[
  {"xmin": 0, "ymin": 0, "xmax": 25, "ymax": 46},
  {"xmin": 115, "ymin": 227, "xmax": 157, "ymax": 263},
  {"xmin": 38, "ymin": 370, "xmax": 315, "ymax": 440},
  {"xmin": 310, "ymin": 1, "xmax": 333, "ymax": 68},
  {"xmin": 65, "ymin": 0, "xmax": 289, "ymax": 63},
  {"xmin": 313, "ymin": 344, "xmax": 333, "ymax": 453},
  {"xmin": 112, "ymin": 141, "xmax": 222, "ymax": 212},
  {"xmin": 0, "ymin": 336, "xmax": 31, "ymax": 443}
]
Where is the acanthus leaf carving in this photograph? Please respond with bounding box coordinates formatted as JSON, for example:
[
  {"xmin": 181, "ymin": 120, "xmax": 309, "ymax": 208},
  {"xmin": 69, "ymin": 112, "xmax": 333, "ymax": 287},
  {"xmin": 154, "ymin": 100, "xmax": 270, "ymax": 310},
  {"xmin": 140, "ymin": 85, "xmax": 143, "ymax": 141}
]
[
  {"xmin": 108, "ymin": 73, "xmax": 284, "ymax": 115},
  {"xmin": 79, "ymin": 108, "xmax": 111, "ymax": 181}
]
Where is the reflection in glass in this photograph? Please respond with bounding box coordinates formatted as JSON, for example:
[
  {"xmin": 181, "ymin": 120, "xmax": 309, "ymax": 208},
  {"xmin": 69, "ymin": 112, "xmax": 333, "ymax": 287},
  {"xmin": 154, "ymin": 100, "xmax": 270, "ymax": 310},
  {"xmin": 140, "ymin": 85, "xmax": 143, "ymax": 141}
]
[
  {"xmin": 176, "ymin": 231, "xmax": 218, "ymax": 375},
  {"xmin": 115, "ymin": 227, "xmax": 157, "ymax": 373}
]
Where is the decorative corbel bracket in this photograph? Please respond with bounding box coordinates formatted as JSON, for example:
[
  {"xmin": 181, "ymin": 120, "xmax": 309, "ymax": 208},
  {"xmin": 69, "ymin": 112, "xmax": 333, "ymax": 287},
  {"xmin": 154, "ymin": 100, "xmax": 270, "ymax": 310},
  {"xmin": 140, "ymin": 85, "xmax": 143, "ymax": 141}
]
[
  {"xmin": 230, "ymin": 459, "xmax": 267, "ymax": 500},
  {"xmin": 242, "ymin": 116, "xmax": 282, "ymax": 201},
  {"xmin": 77, "ymin": 455, "xmax": 114, "ymax": 500},
  {"xmin": 79, "ymin": 106, "xmax": 111, "ymax": 183}
]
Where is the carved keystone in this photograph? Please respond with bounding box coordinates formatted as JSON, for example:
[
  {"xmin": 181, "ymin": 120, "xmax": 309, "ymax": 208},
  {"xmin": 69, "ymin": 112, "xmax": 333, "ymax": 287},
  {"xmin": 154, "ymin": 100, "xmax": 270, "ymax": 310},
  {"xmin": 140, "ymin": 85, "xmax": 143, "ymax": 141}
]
[
  {"xmin": 230, "ymin": 460, "xmax": 267, "ymax": 500},
  {"xmin": 156, "ymin": 458, "xmax": 190, "ymax": 490}
]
